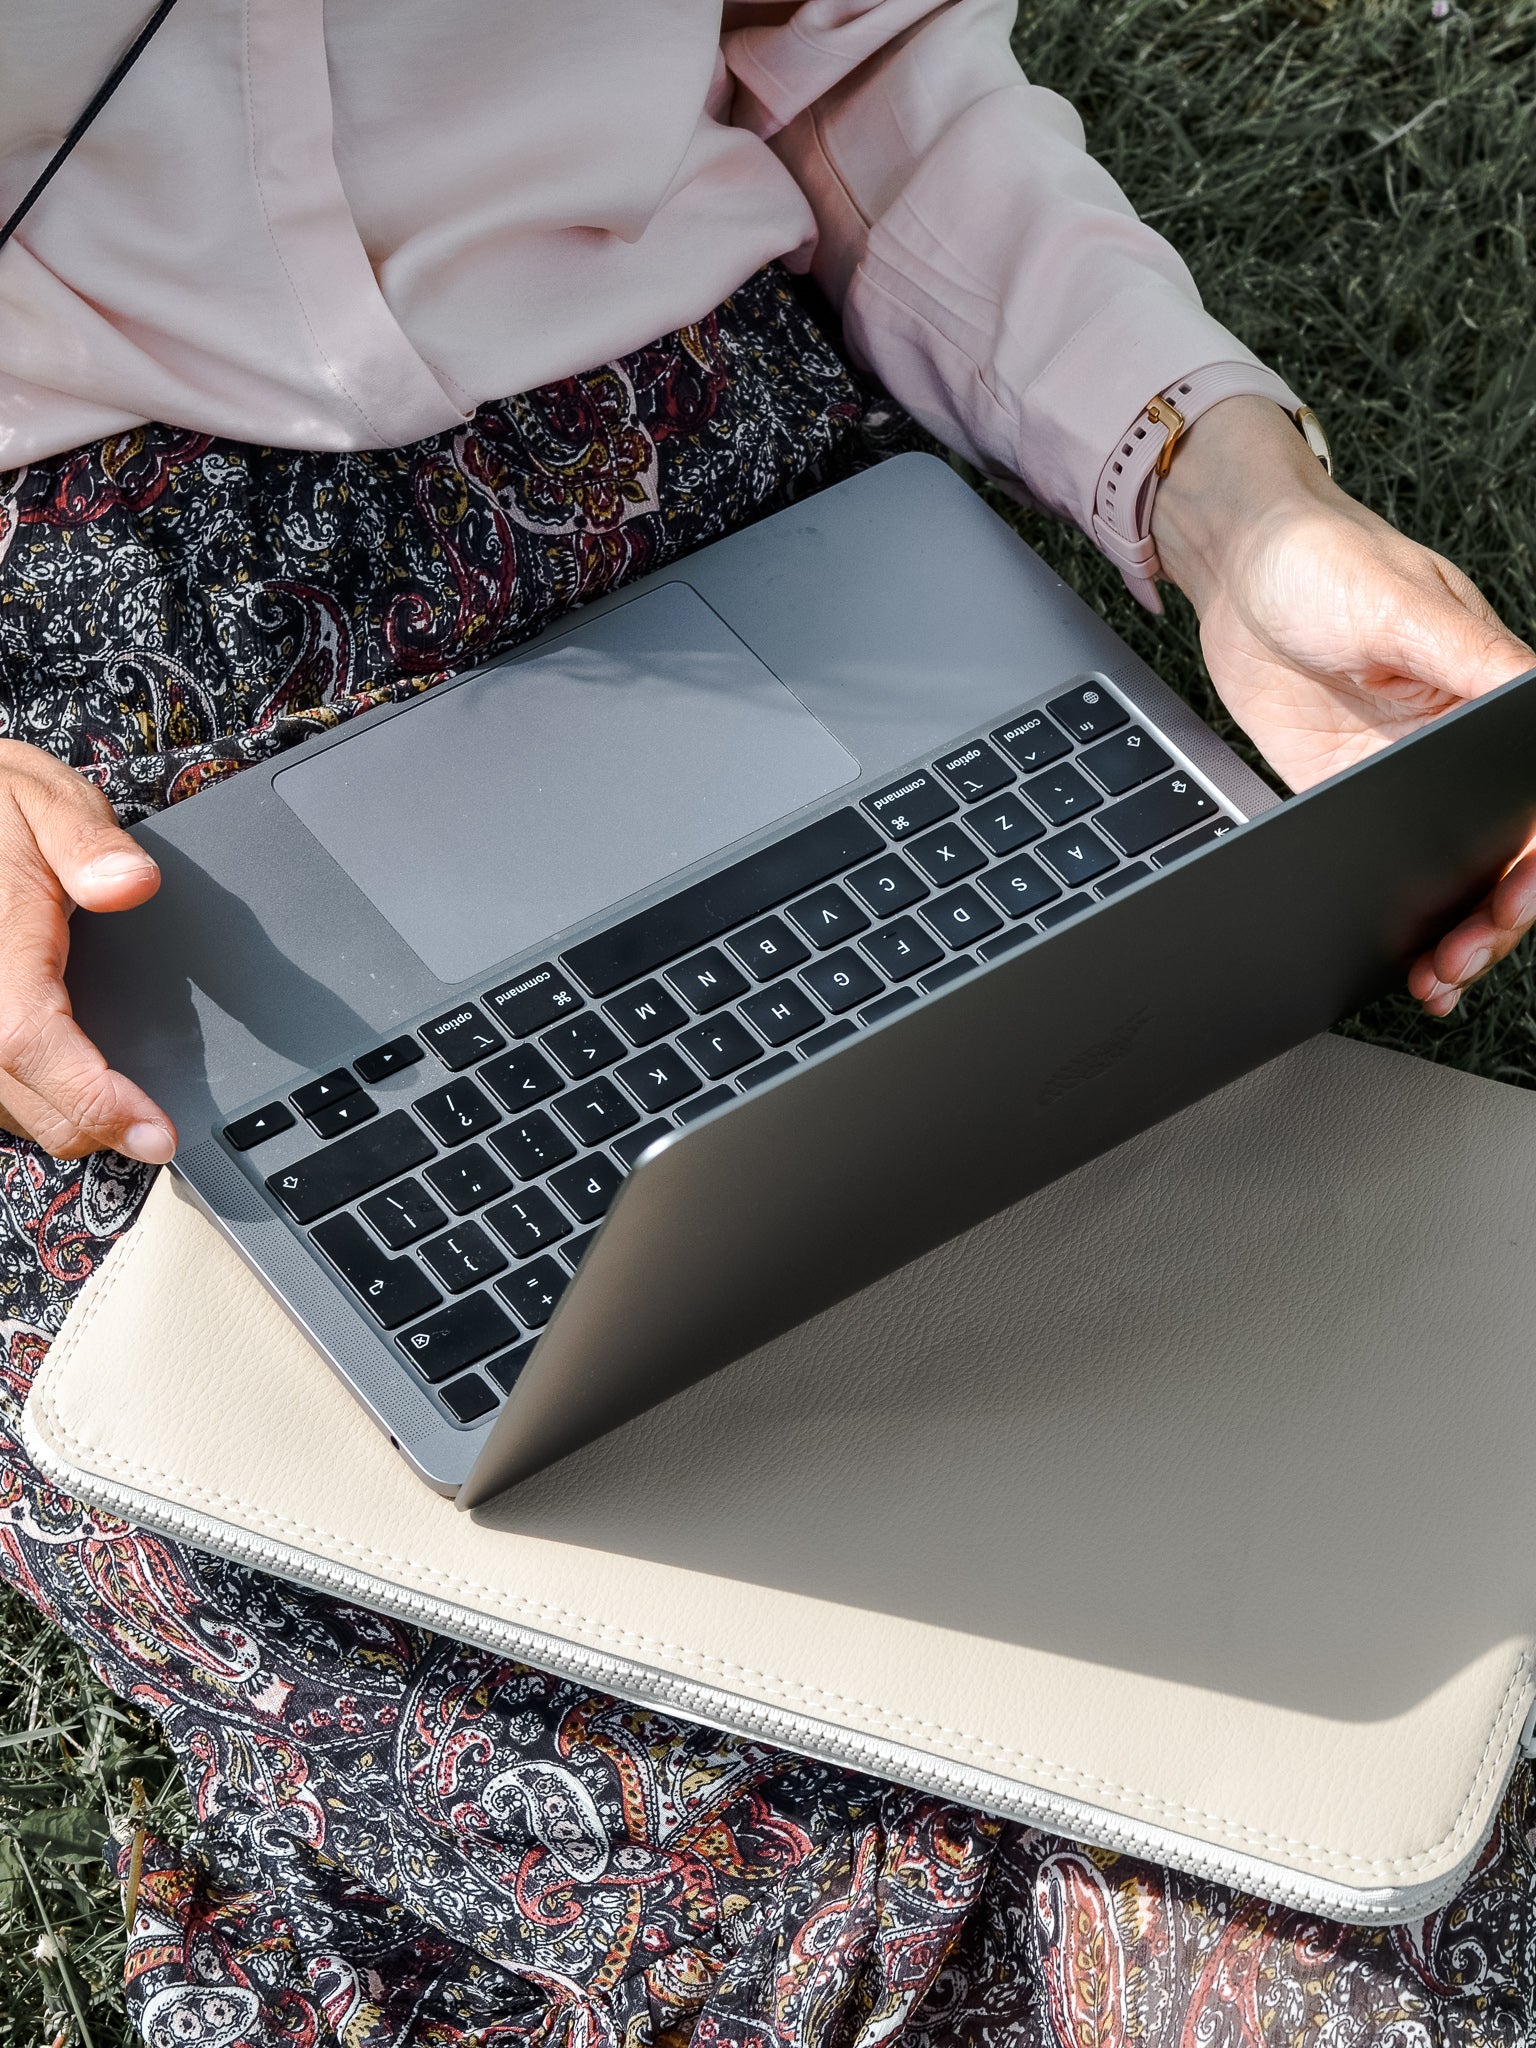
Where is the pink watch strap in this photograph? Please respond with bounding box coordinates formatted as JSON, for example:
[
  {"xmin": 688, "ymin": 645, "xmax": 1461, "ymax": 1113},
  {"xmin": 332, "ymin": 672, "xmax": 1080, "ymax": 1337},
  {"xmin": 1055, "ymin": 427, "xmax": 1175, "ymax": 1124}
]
[{"xmin": 1092, "ymin": 363, "xmax": 1303, "ymax": 613}]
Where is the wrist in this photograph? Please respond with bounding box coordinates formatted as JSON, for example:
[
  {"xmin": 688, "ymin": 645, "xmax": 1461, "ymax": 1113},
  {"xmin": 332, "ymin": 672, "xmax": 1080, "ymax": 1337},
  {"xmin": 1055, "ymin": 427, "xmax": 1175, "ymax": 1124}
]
[{"xmin": 1150, "ymin": 395, "xmax": 1334, "ymax": 614}]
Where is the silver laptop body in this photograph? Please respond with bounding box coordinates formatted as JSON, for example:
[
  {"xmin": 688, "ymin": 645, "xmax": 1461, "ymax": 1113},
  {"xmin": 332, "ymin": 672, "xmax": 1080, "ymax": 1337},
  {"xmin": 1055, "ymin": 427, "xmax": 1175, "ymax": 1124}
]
[{"xmin": 64, "ymin": 455, "xmax": 1536, "ymax": 1503}]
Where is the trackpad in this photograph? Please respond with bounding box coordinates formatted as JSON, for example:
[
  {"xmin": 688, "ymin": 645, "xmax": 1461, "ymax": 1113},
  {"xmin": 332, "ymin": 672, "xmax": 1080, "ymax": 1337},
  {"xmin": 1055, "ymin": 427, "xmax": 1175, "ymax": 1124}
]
[{"xmin": 274, "ymin": 583, "xmax": 860, "ymax": 986}]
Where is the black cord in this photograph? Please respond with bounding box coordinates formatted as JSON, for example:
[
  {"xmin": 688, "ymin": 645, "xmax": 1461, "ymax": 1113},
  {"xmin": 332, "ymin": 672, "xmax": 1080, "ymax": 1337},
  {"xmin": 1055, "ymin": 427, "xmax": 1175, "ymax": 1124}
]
[{"xmin": 0, "ymin": 0, "xmax": 183, "ymax": 254}]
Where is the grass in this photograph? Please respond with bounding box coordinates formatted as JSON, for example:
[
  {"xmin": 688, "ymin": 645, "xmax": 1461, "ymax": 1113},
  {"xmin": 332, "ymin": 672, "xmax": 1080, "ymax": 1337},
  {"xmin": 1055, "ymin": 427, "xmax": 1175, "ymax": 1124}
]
[{"xmin": 3, "ymin": 0, "xmax": 1535, "ymax": 2037}]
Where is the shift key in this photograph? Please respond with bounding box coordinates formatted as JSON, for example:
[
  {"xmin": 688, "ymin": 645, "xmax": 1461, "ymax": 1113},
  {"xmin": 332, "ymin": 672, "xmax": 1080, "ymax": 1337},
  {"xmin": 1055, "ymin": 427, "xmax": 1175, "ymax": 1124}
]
[
  {"xmin": 267, "ymin": 1110, "xmax": 435, "ymax": 1223},
  {"xmin": 1098, "ymin": 773, "xmax": 1221, "ymax": 857}
]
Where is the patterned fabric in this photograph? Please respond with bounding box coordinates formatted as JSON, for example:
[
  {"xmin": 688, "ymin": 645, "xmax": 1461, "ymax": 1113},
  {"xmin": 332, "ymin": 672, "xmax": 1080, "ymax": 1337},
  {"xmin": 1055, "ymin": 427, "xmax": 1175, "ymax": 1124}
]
[{"xmin": 1, "ymin": 264, "xmax": 1534, "ymax": 2047}]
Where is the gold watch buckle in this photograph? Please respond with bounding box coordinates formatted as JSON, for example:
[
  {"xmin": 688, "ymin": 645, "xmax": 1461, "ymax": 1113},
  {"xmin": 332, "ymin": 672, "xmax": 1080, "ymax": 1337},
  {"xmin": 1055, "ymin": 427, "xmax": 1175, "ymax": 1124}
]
[
  {"xmin": 1146, "ymin": 394, "xmax": 1187, "ymax": 478},
  {"xmin": 1295, "ymin": 403, "xmax": 1333, "ymax": 477}
]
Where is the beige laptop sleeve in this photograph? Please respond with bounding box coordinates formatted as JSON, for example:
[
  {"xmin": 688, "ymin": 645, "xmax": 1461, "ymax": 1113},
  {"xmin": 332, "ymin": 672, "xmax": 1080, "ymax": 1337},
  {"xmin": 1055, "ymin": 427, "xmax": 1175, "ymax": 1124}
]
[{"xmin": 23, "ymin": 1033, "xmax": 1536, "ymax": 1924}]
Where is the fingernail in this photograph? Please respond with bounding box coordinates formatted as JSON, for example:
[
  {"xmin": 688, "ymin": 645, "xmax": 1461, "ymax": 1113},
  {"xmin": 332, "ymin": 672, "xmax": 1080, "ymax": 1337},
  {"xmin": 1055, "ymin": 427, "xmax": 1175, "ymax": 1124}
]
[
  {"xmin": 124, "ymin": 1121, "xmax": 176, "ymax": 1164},
  {"xmin": 1458, "ymin": 948, "xmax": 1491, "ymax": 985},
  {"xmin": 88, "ymin": 850, "xmax": 157, "ymax": 886}
]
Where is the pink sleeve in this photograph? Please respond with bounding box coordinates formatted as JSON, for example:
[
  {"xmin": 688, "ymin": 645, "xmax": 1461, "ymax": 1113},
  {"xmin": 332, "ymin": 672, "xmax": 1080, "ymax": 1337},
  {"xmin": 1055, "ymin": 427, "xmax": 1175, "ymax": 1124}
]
[{"xmin": 722, "ymin": 0, "xmax": 1282, "ymax": 536}]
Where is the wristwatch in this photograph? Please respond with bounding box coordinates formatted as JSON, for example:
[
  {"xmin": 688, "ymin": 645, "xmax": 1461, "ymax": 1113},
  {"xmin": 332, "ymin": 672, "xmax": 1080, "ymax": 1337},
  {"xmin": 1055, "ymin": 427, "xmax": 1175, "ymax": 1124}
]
[{"xmin": 1091, "ymin": 365, "xmax": 1331, "ymax": 613}]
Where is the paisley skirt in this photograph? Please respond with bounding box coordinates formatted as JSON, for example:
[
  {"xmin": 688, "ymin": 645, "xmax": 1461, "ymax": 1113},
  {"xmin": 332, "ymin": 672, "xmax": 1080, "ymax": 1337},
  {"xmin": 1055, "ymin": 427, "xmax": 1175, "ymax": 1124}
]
[{"xmin": 1, "ymin": 265, "xmax": 1533, "ymax": 2048}]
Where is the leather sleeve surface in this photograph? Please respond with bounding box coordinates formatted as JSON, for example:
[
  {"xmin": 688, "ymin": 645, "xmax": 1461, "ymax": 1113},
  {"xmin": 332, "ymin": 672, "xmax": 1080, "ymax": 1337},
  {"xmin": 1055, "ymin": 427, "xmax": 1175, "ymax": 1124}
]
[{"xmin": 24, "ymin": 1035, "xmax": 1536, "ymax": 1919}]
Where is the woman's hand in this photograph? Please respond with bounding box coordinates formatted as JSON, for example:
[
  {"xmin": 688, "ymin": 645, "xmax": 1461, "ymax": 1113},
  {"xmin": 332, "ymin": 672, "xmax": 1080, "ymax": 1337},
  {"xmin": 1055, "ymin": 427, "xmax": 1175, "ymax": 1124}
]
[
  {"xmin": 1151, "ymin": 395, "xmax": 1535, "ymax": 1015},
  {"xmin": 0, "ymin": 738, "xmax": 176, "ymax": 1161}
]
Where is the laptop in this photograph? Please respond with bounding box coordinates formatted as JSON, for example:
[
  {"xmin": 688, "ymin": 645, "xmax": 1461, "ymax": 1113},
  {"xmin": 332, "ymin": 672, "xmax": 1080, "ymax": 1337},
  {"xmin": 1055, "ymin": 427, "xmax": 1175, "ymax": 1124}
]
[{"xmin": 64, "ymin": 453, "xmax": 1536, "ymax": 1507}]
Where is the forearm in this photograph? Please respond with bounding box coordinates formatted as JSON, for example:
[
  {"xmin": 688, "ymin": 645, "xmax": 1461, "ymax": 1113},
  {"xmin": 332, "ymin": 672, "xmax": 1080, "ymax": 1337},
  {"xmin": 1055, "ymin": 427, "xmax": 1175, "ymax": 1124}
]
[{"xmin": 727, "ymin": 0, "xmax": 1285, "ymax": 534}]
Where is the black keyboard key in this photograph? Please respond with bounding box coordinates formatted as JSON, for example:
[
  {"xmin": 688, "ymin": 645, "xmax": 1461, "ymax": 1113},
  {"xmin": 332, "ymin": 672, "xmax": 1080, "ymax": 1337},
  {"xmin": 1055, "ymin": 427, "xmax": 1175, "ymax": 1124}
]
[
  {"xmin": 616, "ymin": 1044, "xmax": 701, "ymax": 1113},
  {"xmin": 420, "ymin": 1221, "xmax": 508, "ymax": 1293},
  {"xmin": 480, "ymin": 1044, "xmax": 563, "ymax": 1112},
  {"xmin": 308, "ymin": 1092, "xmax": 378, "ymax": 1140},
  {"xmin": 966, "ymin": 792, "xmax": 1044, "ymax": 858},
  {"xmin": 267, "ymin": 1112, "xmax": 435, "ymax": 1224},
  {"xmin": 860, "ymin": 915, "xmax": 943, "ymax": 982},
  {"xmin": 309, "ymin": 1214, "xmax": 441, "ymax": 1329},
  {"xmin": 415, "ymin": 1077, "xmax": 500, "ymax": 1147},
  {"xmin": 485, "ymin": 1188, "xmax": 571, "ymax": 1259},
  {"xmin": 799, "ymin": 947, "xmax": 882, "ymax": 1014},
  {"xmin": 738, "ymin": 1050, "xmax": 797, "ymax": 1090},
  {"xmin": 932, "ymin": 738, "xmax": 1012, "ymax": 801},
  {"xmin": 420, "ymin": 1004, "xmax": 506, "ymax": 1071},
  {"xmin": 542, "ymin": 1013, "xmax": 625, "ymax": 1079},
  {"xmin": 440, "ymin": 1372, "xmax": 498, "ymax": 1423},
  {"xmin": 1036, "ymin": 893, "xmax": 1090, "ymax": 929},
  {"xmin": 785, "ymin": 884, "xmax": 870, "ymax": 950},
  {"xmin": 1021, "ymin": 763, "xmax": 1101, "ymax": 826},
  {"xmin": 678, "ymin": 1013, "xmax": 761, "ymax": 1079},
  {"xmin": 976, "ymin": 926, "xmax": 1035, "ymax": 963},
  {"xmin": 482, "ymin": 962, "xmax": 583, "ymax": 1038},
  {"xmin": 739, "ymin": 980, "xmax": 822, "ymax": 1046},
  {"xmin": 563, "ymin": 807, "xmax": 881, "ymax": 995},
  {"xmin": 612, "ymin": 1118, "xmax": 674, "ymax": 1168},
  {"xmin": 603, "ymin": 979, "xmax": 687, "ymax": 1046},
  {"xmin": 561, "ymin": 1228, "xmax": 600, "ymax": 1270},
  {"xmin": 727, "ymin": 915, "xmax": 810, "ymax": 980},
  {"xmin": 1100, "ymin": 774, "xmax": 1222, "ymax": 856},
  {"xmin": 1094, "ymin": 860, "xmax": 1151, "ymax": 900},
  {"xmin": 225, "ymin": 1101, "xmax": 295, "ymax": 1151},
  {"xmin": 424, "ymin": 1143, "xmax": 512, "ymax": 1214},
  {"xmin": 1079, "ymin": 725, "xmax": 1173, "ymax": 796},
  {"xmin": 497, "ymin": 1257, "xmax": 568, "ymax": 1328},
  {"xmin": 292, "ymin": 1068, "xmax": 358, "ymax": 1118},
  {"xmin": 858, "ymin": 987, "xmax": 918, "ymax": 1026},
  {"xmin": 861, "ymin": 770, "xmax": 956, "ymax": 839},
  {"xmin": 917, "ymin": 956, "xmax": 978, "ymax": 995},
  {"xmin": 845, "ymin": 851, "xmax": 927, "ymax": 918},
  {"xmin": 991, "ymin": 709, "xmax": 1071, "ymax": 773},
  {"xmin": 491, "ymin": 1109, "xmax": 576, "ymax": 1179},
  {"xmin": 553, "ymin": 1077, "xmax": 638, "ymax": 1146},
  {"xmin": 1037, "ymin": 826, "xmax": 1117, "ymax": 890},
  {"xmin": 486, "ymin": 1341, "xmax": 537, "ymax": 1395},
  {"xmin": 676, "ymin": 1085, "xmax": 736, "ymax": 1126},
  {"xmin": 549, "ymin": 1154, "xmax": 623, "ymax": 1223},
  {"xmin": 397, "ymin": 1293, "xmax": 518, "ymax": 1382},
  {"xmin": 666, "ymin": 947, "xmax": 749, "ymax": 1013},
  {"xmin": 359, "ymin": 1177, "xmax": 447, "ymax": 1249},
  {"xmin": 1047, "ymin": 682, "xmax": 1128, "ymax": 741},
  {"xmin": 904, "ymin": 822, "xmax": 986, "ymax": 887},
  {"xmin": 1149, "ymin": 817, "xmax": 1237, "ymax": 868},
  {"xmin": 354, "ymin": 1036, "xmax": 424, "ymax": 1085},
  {"xmin": 977, "ymin": 852, "xmax": 1059, "ymax": 920},
  {"xmin": 920, "ymin": 884, "xmax": 1002, "ymax": 950},
  {"xmin": 799, "ymin": 1019, "xmax": 857, "ymax": 1057}
]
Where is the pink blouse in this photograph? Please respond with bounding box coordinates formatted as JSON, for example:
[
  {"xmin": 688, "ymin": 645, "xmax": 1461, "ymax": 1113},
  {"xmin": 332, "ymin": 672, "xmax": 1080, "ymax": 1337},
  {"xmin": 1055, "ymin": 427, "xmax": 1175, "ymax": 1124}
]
[{"xmin": 0, "ymin": 0, "xmax": 1281, "ymax": 540}]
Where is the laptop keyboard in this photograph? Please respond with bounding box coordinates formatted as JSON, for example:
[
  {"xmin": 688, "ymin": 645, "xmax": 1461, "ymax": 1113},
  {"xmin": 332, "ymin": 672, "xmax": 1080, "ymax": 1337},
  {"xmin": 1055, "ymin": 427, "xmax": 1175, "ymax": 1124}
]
[{"xmin": 226, "ymin": 679, "xmax": 1235, "ymax": 1430}]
